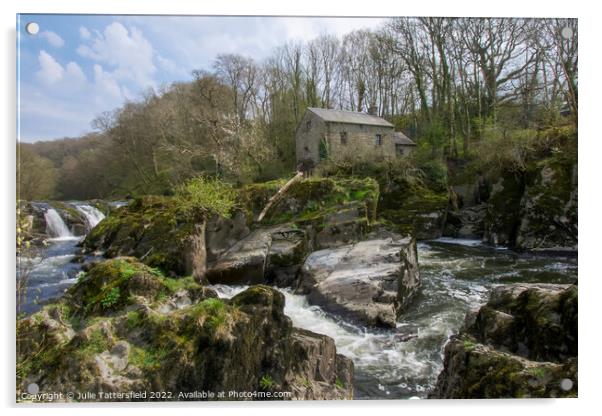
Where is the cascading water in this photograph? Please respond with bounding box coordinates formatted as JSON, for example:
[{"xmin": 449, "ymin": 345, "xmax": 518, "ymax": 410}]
[
  {"xmin": 210, "ymin": 240, "xmax": 577, "ymax": 399},
  {"xmin": 75, "ymin": 204, "xmax": 106, "ymax": 229},
  {"xmin": 44, "ymin": 208, "xmax": 73, "ymax": 239}
]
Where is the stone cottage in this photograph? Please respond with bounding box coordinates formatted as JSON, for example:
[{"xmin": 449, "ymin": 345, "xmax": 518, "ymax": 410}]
[{"xmin": 295, "ymin": 107, "xmax": 416, "ymax": 167}]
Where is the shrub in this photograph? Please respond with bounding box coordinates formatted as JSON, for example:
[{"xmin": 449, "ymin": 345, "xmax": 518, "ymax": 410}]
[{"xmin": 176, "ymin": 176, "xmax": 238, "ymax": 218}]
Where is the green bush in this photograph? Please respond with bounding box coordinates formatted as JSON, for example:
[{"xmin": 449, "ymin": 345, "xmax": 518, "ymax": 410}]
[{"xmin": 176, "ymin": 176, "xmax": 238, "ymax": 218}]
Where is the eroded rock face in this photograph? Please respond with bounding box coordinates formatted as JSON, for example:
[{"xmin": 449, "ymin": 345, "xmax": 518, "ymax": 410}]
[
  {"xmin": 17, "ymin": 259, "xmax": 353, "ymax": 401},
  {"xmin": 83, "ymin": 196, "xmax": 208, "ymax": 278},
  {"xmin": 296, "ymin": 236, "xmax": 420, "ymax": 328},
  {"xmin": 515, "ymin": 162, "xmax": 577, "ymax": 251},
  {"xmin": 431, "ymin": 283, "xmax": 577, "ymax": 398},
  {"xmin": 205, "ymin": 228, "xmax": 273, "ymax": 285}
]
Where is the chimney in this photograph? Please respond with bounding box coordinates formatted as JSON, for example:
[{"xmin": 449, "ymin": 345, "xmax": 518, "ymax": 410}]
[{"xmin": 368, "ymin": 105, "xmax": 378, "ymax": 116}]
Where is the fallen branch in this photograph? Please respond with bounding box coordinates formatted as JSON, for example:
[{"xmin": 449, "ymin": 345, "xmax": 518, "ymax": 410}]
[{"xmin": 257, "ymin": 171, "xmax": 304, "ymax": 223}]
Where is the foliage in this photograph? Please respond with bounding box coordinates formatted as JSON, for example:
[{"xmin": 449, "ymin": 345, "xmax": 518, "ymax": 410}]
[
  {"xmin": 100, "ymin": 287, "xmax": 121, "ymax": 309},
  {"xmin": 260, "ymin": 374, "xmax": 275, "ymax": 390},
  {"xmin": 17, "ymin": 145, "xmax": 58, "ymax": 200},
  {"xmin": 176, "ymin": 176, "xmax": 238, "ymax": 218}
]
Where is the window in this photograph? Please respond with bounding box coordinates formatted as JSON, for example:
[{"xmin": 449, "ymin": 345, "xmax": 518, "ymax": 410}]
[
  {"xmin": 305, "ymin": 119, "xmax": 311, "ymax": 132},
  {"xmin": 396, "ymin": 144, "xmax": 405, "ymax": 156},
  {"xmin": 375, "ymin": 134, "xmax": 383, "ymax": 146},
  {"xmin": 340, "ymin": 131, "xmax": 348, "ymax": 145}
]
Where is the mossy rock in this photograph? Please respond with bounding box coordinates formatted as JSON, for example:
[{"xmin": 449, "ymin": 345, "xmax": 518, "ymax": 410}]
[
  {"xmin": 83, "ymin": 196, "xmax": 205, "ymax": 276},
  {"xmin": 433, "ymin": 337, "xmax": 577, "ymax": 398},
  {"xmin": 380, "ymin": 188, "xmax": 448, "ymax": 240},
  {"xmin": 17, "ymin": 284, "xmax": 353, "ymax": 401},
  {"xmin": 67, "ymin": 257, "xmax": 206, "ymax": 317},
  {"xmin": 483, "ymin": 170, "xmax": 525, "ymax": 246},
  {"xmin": 239, "ymin": 177, "xmax": 379, "ymax": 226},
  {"xmin": 515, "ymin": 156, "xmax": 577, "ymax": 250}
]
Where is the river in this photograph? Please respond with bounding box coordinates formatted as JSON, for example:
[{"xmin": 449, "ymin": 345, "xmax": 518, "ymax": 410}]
[{"xmin": 17, "ymin": 220, "xmax": 577, "ymax": 399}]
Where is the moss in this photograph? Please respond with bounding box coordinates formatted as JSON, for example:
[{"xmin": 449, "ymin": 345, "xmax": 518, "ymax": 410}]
[
  {"xmin": 83, "ymin": 195, "xmax": 204, "ymax": 276},
  {"xmin": 240, "ymin": 177, "xmax": 379, "ymax": 226},
  {"xmin": 68, "ymin": 258, "xmax": 174, "ymax": 316},
  {"xmin": 160, "ymin": 275, "xmax": 202, "ymax": 293},
  {"xmin": 129, "ymin": 345, "xmax": 169, "ymax": 371},
  {"xmin": 78, "ymin": 327, "xmax": 112, "ymax": 358}
]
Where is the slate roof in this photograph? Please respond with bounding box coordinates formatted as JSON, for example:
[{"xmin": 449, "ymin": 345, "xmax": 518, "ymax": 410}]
[
  {"xmin": 308, "ymin": 107, "xmax": 394, "ymax": 128},
  {"xmin": 392, "ymin": 132, "xmax": 416, "ymax": 146}
]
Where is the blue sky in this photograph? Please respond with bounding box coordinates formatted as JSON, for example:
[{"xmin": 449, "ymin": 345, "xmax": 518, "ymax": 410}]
[{"xmin": 17, "ymin": 14, "xmax": 386, "ymax": 142}]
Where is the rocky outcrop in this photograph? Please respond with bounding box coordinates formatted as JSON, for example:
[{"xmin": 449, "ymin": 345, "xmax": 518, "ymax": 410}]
[
  {"xmin": 483, "ymin": 158, "xmax": 577, "ymax": 251},
  {"xmin": 83, "ymin": 196, "xmax": 212, "ymax": 279},
  {"xmin": 17, "ymin": 259, "xmax": 353, "ymax": 401},
  {"xmin": 515, "ymin": 160, "xmax": 577, "ymax": 251},
  {"xmin": 205, "ymin": 228, "xmax": 274, "ymax": 285},
  {"xmin": 296, "ymin": 235, "xmax": 420, "ymax": 328},
  {"xmin": 444, "ymin": 204, "xmax": 486, "ymax": 239},
  {"xmin": 432, "ymin": 283, "xmax": 577, "ymax": 398},
  {"xmin": 380, "ymin": 190, "xmax": 448, "ymax": 240}
]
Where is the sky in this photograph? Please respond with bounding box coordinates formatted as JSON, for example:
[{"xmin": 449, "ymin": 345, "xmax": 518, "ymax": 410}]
[{"xmin": 17, "ymin": 14, "xmax": 386, "ymax": 142}]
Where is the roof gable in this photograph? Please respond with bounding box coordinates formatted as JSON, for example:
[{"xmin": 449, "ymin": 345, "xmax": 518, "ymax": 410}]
[
  {"xmin": 393, "ymin": 132, "xmax": 416, "ymax": 146},
  {"xmin": 307, "ymin": 107, "xmax": 394, "ymax": 128}
]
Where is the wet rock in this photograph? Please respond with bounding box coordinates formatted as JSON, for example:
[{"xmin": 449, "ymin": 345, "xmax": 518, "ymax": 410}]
[
  {"xmin": 432, "ymin": 283, "xmax": 577, "ymax": 398},
  {"xmin": 296, "ymin": 236, "xmax": 420, "ymax": 328}
]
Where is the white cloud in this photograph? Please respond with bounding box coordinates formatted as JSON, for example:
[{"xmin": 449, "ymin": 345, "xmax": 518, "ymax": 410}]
[
  {"xmin": 36, "ymin": 50, "xmax": 64, "ymax": 85},
  {"xmin": 77, "ymin": 22, "xmax": 157, "ymax": 89},
  {"xmin": 79, "ymin": 25, "xmax": 91, "ymax": 40},
  {"xmin": 93, "ymin": 64, "xmax": 123, "ymax": 101},
  {"xmin": 40, "ymin": 30, "xmax": 65, "ymax": 48},
  {"xmin": 65, "ymin": 62, "xmax": 87, "ymax": 85}
]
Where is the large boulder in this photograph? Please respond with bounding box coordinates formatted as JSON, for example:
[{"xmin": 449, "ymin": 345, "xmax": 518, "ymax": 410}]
[
  {"xmin": 206, "ymin": 226, "xmax": 310, "ymax": 287},
  {"xmin": 205, "ymin": 228, "xmax": 273, "ymax": 285},
  {"xmin": 17, "ymin": 271, "xmax": 354, "ymax": 401},
  {"xmin": 296, "ymin": 235, "xmax": 420, "ymax": 328},
  {"xmin": 431, "ymin": 283, "xmax": 577, "ymax": 398},
  {"xmin": 83, "ymin": 196, "xmax": 210, "ymax": 279}
]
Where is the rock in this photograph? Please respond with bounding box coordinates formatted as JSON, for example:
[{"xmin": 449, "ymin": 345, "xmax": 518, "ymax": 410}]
[
  {"xmin": 205, "ymin": 228, "xmax": 273, "ymax": 285},
  {"xmin": 432, "ymin": 339, "xmax": 577, "ymax": 399},
  {"xmin": 515, "ymin": 160, "xmax": 577, "ymax": 251},
  {"xmin": 483, "ymin": 171, "xmax": 524, "ymax": 246},
  {"xmin": 451, "ymin": 204, "xmax": 487, "ymax": 239},
  {"xmin": 83, "ymin": 196, "xmax": 208, "ymax": 278},
  {"xmin": 205, "ymin": 211, "xmax": 251, "ymax": 263},
  {"xmin": 483, "ymin": 156, "xmax": 577, "ymax": 251},
  {"xmin": 380, "ymin": 190, "xmax": 448, "ymax": 240},
  {"xmin": 266, "ymin": 228, "xmax": 309, "ymax": 287},
  {"xmin": 432, "ymin": 283, "xmax": 577, "ymax": 398},
  {"xmin": 296, "ymin": 236, "xmax": 420, "ymax": 328},
  {"xmin": 67, "ymin": 257, "xmax": 216, "ymax": 317},
  {"xmin": 18, "ymin": 284, "xmax": 353, "ymax": 401},
  {"xmin": 288, "ymin": 328, "xmax": 354, "ymax": 400}
]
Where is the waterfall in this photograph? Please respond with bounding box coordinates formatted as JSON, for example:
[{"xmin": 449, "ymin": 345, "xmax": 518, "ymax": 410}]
[
  {"xmin": 44, "ymin": 209, "xmax": 73, "ymax": 238},
  {"xmin": 75, "ymin": 204, "xmax": 106, "ymax": 229}
]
